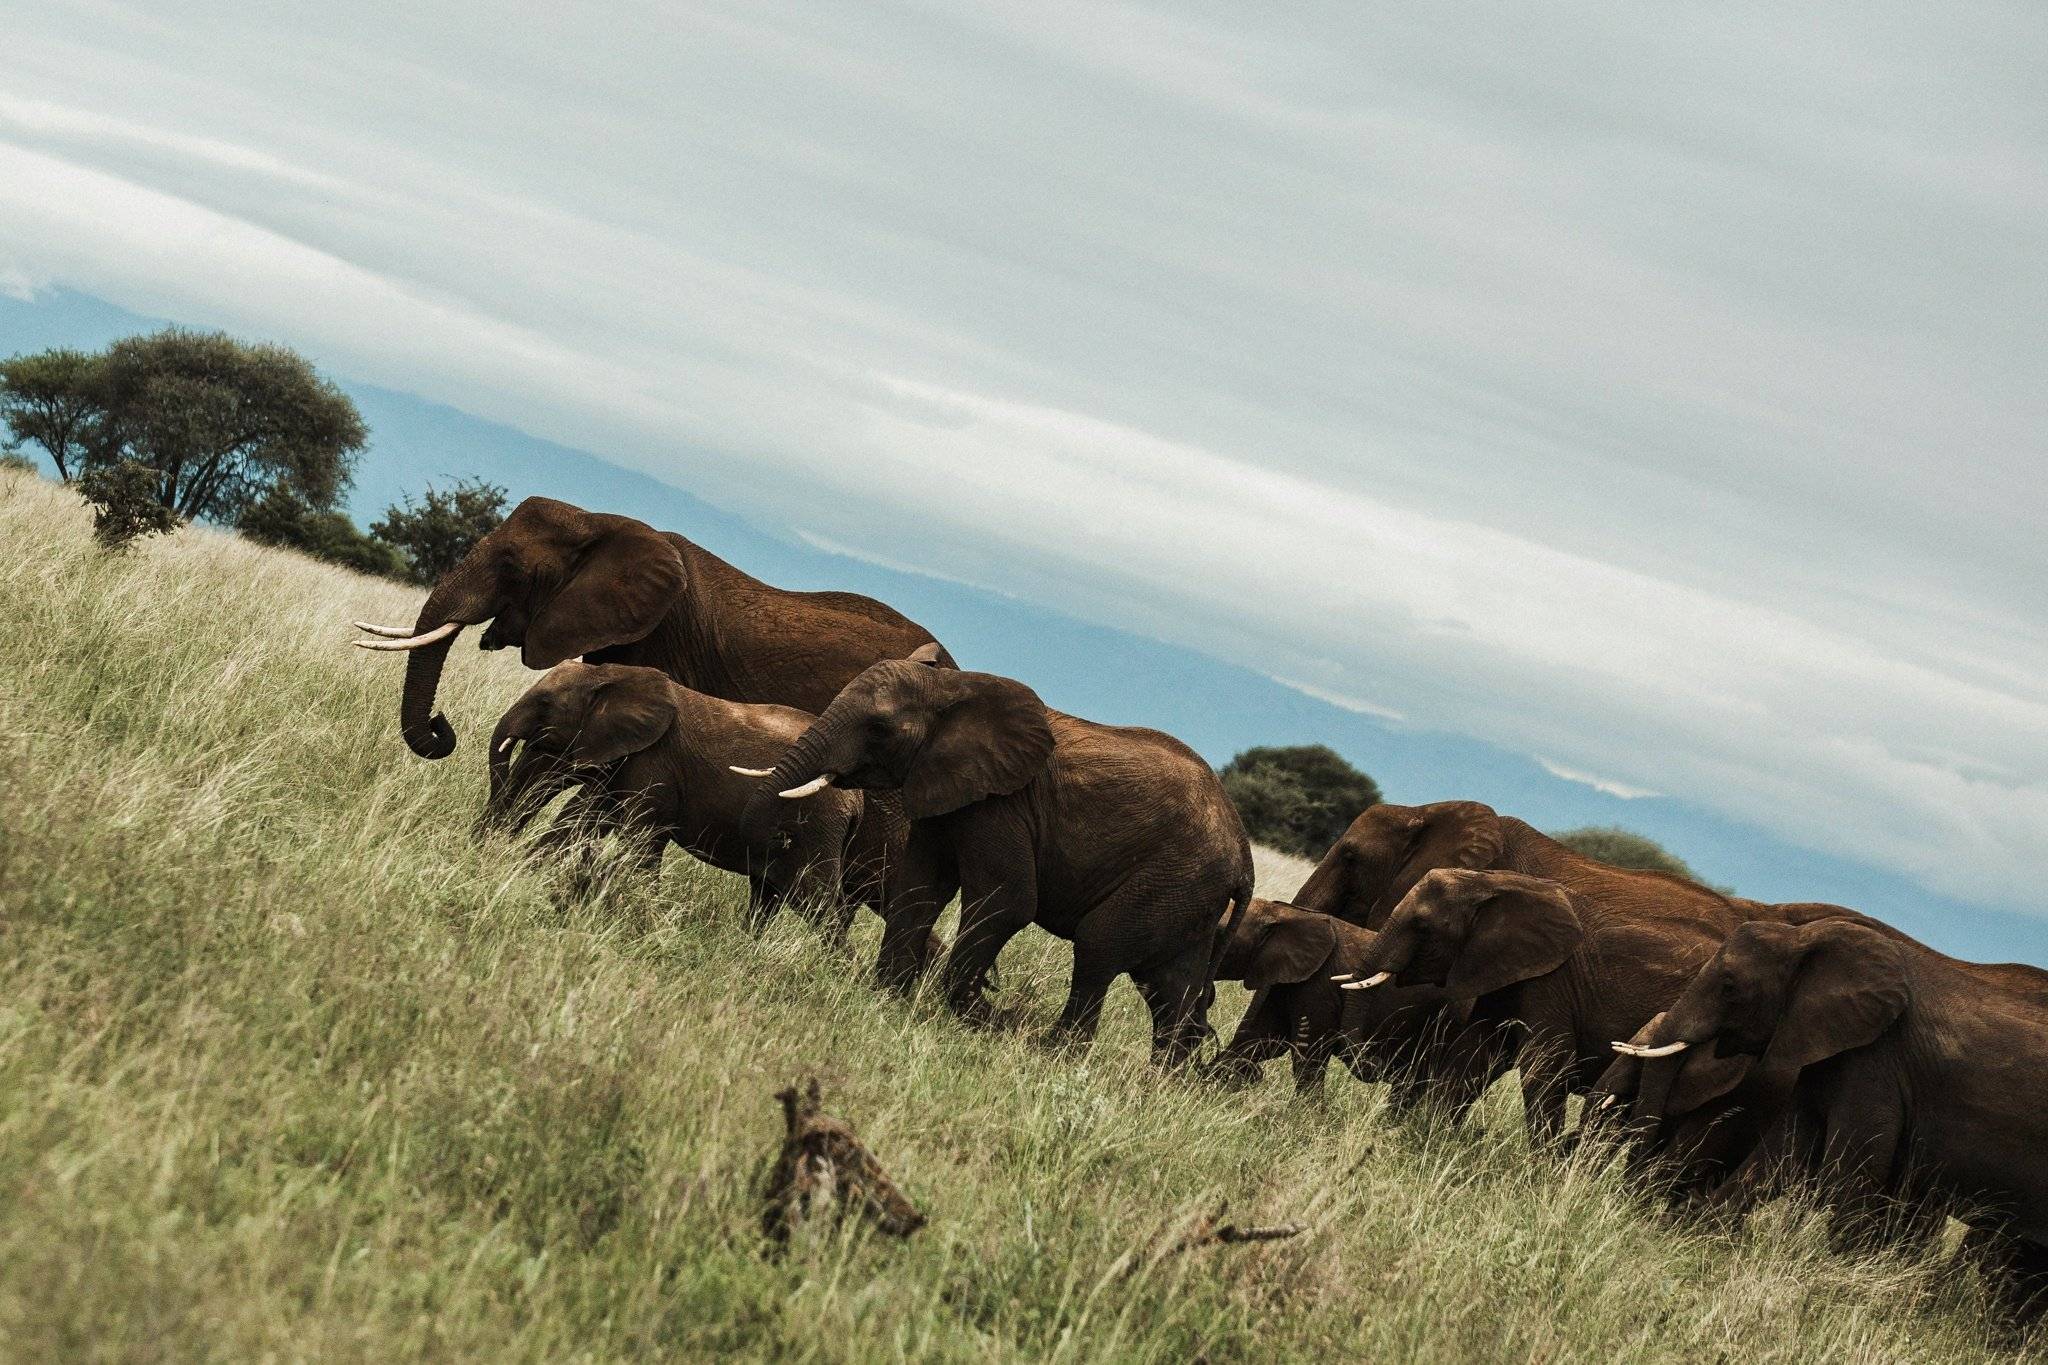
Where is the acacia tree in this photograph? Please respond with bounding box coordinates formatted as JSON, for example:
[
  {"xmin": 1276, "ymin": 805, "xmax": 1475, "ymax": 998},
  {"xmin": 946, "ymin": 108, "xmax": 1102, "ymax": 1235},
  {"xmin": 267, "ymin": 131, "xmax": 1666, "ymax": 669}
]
[
  {"xmin": 0, "ymin": 329, "xmax": 368, "ymax": 524},
  {"xmin": 0, "ymin": 347, "xmax": 101, "ymax": 480}
]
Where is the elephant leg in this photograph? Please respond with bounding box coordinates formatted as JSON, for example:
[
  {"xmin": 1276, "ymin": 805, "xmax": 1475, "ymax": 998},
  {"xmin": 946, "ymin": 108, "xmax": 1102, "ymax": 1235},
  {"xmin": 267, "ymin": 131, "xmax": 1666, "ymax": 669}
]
[
  {"xmin": 1289, "ymin": 1042, "xmax": 1332, "ymax": 1100},
  {"xmin": 1516, "ymin": 1026, "xmax": 1576, "ymax": 1152},
  {"xmin": 1047, "ymin": 952, "xmax": 1121, "ymax": 1053},
  {"xmin": 1201, "ymin": 990, "xmax": 1292, "ymax": 1088},
  {"xmin": 941, "ymin": 831, "xmax": 1037, "ymax": 1019},
  {"xmin": 745, "ymin": 871, "xmax": 784, "ymax": 934},
  {"xmin": 784, "ymin": 849, "xmax": 852, "ymax": 949},
  {"xmin": 873, "ymin": 826, "xmax": 956, "ymax": 994},
  {"xmin": 1131, "ymin": 946, "xmax": 1218, "ymax": 1070}
]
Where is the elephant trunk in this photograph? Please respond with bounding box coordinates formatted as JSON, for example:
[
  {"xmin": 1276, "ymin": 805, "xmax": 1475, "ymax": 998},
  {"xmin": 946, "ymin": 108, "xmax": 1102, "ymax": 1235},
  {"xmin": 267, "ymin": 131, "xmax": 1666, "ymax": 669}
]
[
  {"xmin": 484, "ymin": 697, "xmax": 542, "ymax": 817},
  {"xmin": 399, "ymin": 549, "xmax": 496, "ymax": 759},
  {"xmin": 762, "ymin": 720, "xmax": 842, "ymax": 802}
]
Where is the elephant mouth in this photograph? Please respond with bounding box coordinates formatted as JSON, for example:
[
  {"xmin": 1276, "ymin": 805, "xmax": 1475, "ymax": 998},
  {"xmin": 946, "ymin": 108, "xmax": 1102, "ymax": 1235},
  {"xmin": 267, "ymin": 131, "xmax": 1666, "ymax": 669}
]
[{"xmin": 478, "ymin": 619, "xmax": 518, "ymax": 651}]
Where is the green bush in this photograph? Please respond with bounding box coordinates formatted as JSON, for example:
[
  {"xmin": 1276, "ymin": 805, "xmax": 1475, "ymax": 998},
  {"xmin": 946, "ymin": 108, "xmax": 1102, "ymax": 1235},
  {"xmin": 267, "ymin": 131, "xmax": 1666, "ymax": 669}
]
[
  {"xmin": 371, "ymin": 477, "xmax": 507, "ymax": 585},
  {"xmin": 76, "ymin": 458, "xmax": 178, "ymax": 551},
  {"xmin": 1553, "ymin": 825, "xmax": 1711, "ymax": 884},
  {"xmin": 240, "ymin": 486, "xmax": 407, "ymax": 579},
  {"xmin": 1220, "ymin": 744, "xmax": 1381, "ymax": 856}
]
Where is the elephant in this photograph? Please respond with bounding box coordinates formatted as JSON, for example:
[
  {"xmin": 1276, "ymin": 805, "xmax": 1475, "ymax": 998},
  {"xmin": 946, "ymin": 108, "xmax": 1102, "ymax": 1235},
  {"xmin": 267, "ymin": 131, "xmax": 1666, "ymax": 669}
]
[
  {"xmin": 1207, "ymin": 898, "xmax": 1511, "ymax": 1115},
  {"xmin": 481, "ymin": 661, "xmax": 912, "ymax": 953},
  {"xmin": 1343, "ymin": 866, "xmax": 1739, "ymax": 1146},
  {"xmin": 1595, "ymin": 927, "xmax": 2048, "ymax": 1215},
  {"xmin": 1290, "ymin": 800, "xmax": 1746, "ymax": 937},
  {"xmin": 1607, "ymin": 917, "xmax": 2048, "ymax": 1270},
  {"xmin": 1591, "ymin": 1010, "xmax": 1769, "ymax": 1205},
  {"xmin": 743, "ymin": 653, "xmax": 1254, "ymax": 1065},
  {"xmin": 350, "ymin": 496, "xmax": 954, "ymax": 760}
]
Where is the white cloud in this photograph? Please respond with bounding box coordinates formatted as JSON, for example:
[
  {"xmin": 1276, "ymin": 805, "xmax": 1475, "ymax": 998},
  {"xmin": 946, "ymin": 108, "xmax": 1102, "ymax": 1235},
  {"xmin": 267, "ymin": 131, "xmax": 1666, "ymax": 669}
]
[
  {"xmin": 0, "ymin": 1, "xmax": 2043, "ymax": 913},
  {"xmin": 1537, "ymin": 759, "xmax": 1660, "ymax": 802}
]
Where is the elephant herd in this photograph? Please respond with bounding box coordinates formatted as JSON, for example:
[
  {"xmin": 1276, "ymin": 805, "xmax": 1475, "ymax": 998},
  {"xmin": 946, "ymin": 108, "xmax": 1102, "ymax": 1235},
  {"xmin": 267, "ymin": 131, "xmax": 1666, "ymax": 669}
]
[{"xmin": 351, "ymin": 494, "xmax": 2048, "ymax": 1317}]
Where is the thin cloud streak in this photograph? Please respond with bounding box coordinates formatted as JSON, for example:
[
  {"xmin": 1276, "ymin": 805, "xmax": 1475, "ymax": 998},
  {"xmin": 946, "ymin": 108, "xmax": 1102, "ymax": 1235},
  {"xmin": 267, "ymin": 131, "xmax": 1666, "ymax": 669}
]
[{"xmin": 0, "ymin": 1, "xmax": 2043, "ymax": 912}]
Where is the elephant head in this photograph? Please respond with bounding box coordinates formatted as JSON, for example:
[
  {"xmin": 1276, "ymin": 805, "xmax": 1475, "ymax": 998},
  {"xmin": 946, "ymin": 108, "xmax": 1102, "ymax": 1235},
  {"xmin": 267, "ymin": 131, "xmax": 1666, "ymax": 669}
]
[
  {"xmin": 748, "ymin": 653, "xmax": 1053, "ymax": 819},
  {"xmin": 483, "ymin": 662, "xmax": 676, "ymax": 831},
  {"xmin": 1595, "ymin": 1010, "xmax": 1754, "ymax": 1133},
  {"xmin": 1291, "ymin": 801, "xmax": 1504, "ymax": 929},
  {"xmin": 1343, "ymin": 867, "xmax": 1582, "ymax": 1000},
  {"xmin": 1214, "ymin": 899, "xmax": 1341, "ymax": 989},
  {"xmin": 1611, "ymin": 918, "xmax": 1910, "ymax": 1109},
  {"xmin": 354, "ymin": 498, "xmax": 685, "ymax": 759}
]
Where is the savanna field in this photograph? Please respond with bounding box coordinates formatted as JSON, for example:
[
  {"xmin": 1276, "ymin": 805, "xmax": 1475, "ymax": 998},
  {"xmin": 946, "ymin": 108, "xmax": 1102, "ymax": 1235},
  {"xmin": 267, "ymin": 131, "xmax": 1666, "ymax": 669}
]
[{"xmin": 0, "ymin": 466, "xmax": 2035, "ymax": 1362}]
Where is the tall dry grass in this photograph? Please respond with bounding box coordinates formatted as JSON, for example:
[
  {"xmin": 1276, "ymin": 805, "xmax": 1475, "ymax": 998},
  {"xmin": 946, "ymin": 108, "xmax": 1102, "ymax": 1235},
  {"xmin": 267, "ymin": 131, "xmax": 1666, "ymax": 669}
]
[{"xmin": 0, "ymin": 467, "xmax": 2030, "ymax": 1361}]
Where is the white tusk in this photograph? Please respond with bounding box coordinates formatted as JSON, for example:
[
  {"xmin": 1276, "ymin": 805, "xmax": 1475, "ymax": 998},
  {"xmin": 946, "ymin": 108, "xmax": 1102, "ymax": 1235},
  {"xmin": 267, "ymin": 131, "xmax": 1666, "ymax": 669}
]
[
  {"xmin": 1327, "ymin": 972, "xmax": 1356, "ymax": 983},
  {"xmin": 778, "ymin": 773, "xmax": 834, "ymax": 799},
  {"xmin": 351, "ymin": 620, "xmax": 417, "ymax": 638},
  {"xmin": 497, "ymin": 736, "xmax": 516, "ymax": 754},
  {"xmin": 1611, "ymin": 1039, "xmax": 1690, "ymax": 1058},
  {"xmin": 1339, "ymin": 971, "xmax": 1392, "ymax": 992},
  {"xmin": 728, "ymin": 765, "xmax": 775, "ymax": 777},
  {"xmin": 1597, "ymin": 1093, "xmax": 1617, "ymax": 1111},
  {"xmin": 351, "ymin": 621, "xmax": 461, "ymax": 652}
]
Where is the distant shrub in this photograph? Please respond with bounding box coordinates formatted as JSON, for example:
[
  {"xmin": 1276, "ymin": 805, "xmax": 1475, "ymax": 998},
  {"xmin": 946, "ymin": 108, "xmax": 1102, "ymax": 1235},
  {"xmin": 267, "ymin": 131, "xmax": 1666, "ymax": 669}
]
[
  {"xmin": 240, "ymin": 486, "xmax": 407, "ymax": 579},
  {"xmin": 77, "ymin": 458, "xmax": 178, "ymax": 551},
  {"xmin": 0, "ymin": 448, "xmax": 38, "ymax": 476},
  {"xmin": 1221, "ymin": 744, "xmax": 1381, "ymax": 857},
  {"xmin": 1554, "ymin": 825, "xmax": 1705, "ymax": 883},
  {"xmin": 371, "ymin": 477, "xmax": 508, "ymax": 585}
]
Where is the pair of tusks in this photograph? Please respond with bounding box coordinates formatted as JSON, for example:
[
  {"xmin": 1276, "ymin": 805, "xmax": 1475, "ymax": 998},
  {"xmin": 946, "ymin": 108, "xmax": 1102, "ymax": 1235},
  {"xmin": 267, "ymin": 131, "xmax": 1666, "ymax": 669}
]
[
  {"xmin": 351, "ymin": 620, "xmax": 460, "ymax": 652},
  {"xmin": 1329, "ymin": 971, "xmax": 1392, "ymax": 991},
  {"xmin": 1610, "ymin": 1038, "xmax": 1690, "ymax": 1058},
  {"xmin": 727, "ymin": 765, "xmax": 833, "ymax": 799}
]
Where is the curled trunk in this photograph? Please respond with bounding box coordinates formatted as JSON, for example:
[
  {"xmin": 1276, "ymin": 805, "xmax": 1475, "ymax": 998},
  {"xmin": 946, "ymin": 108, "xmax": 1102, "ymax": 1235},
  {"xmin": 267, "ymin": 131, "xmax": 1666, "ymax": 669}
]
[{"xmin": 399, "ymin": 550, "xmax": 494, "ymax": 759}]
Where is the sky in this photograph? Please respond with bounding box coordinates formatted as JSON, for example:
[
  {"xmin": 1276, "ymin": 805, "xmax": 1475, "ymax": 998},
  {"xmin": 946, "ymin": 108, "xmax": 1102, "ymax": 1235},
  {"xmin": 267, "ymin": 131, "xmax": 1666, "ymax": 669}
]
[{"xmin": 1, "ymin": 3, "xmax": 2044, "ymax": 919}]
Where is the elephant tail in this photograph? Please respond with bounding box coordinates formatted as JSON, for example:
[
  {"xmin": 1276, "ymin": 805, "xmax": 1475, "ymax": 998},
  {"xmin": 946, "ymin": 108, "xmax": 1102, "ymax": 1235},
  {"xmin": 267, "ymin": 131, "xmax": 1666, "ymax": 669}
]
[{"xmin": 1210, "ymin": 876, "xmax": 1254, "ymax": 981}]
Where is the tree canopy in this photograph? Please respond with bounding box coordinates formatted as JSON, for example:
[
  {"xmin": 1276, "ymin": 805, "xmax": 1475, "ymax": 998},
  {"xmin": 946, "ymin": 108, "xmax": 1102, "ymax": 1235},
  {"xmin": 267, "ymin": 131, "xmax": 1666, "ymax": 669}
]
[
  {"xmin": 0, "ymin": 329, "xmax": 367, "ymax": 525},
  {"xmin": 1220, "ymin": 744, "xmax": 1382, "ymax": 857},
  {"xmin": 1552, "ymin": 825, "xmax": 1704, "ymax": 883},
  {"xmin": 370, "ymin": 477, "xmax": 508, "ymax": 586}
]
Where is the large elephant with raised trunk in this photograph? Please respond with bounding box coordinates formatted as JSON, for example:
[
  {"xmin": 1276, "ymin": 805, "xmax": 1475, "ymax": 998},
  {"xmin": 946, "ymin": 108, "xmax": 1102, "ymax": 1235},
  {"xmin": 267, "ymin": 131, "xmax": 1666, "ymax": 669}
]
[
  {"xmin": 351, "ymin": 496, "xmax": 953, "ymax": 759},
  {"xmin": 481, "ymin": 661, "xmax": 910, "ymax": 950},
  {"xmin": 742, "ymin": 653, "xmax": 1253, "ymax": 1066}
]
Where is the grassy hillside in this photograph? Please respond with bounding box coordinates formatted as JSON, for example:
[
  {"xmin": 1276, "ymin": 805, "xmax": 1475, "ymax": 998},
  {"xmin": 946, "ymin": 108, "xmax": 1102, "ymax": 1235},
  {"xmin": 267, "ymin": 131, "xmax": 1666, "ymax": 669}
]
[{"xmin": 0, "ymin": 467, "xmax": 2028, "ymax": 1362}]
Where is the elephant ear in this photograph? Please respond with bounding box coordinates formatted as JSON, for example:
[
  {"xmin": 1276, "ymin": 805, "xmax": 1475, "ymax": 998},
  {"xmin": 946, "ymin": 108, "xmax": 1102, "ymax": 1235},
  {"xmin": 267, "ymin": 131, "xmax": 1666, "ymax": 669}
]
[
  {"xmin": 523, "ymin": 517, "xmax": 686, "ymax": 669},
  {"xmin": 1443, "ymin": 872, "xmax": 1583, "ymax": 1000},
  {"xmin": 900, "ymin": 672, "xmax": 1054, "ymax": 818},
  {"xmin": 1763, "ymin": 919, "xmax": 1910, "ymax": 1072},
  {"xmin": 1378, "ymin": 801, "xmax": 1504, "ymax": 925},
  {"xmin": 906, "ymin": 642, "xmax": 949, "ymax": 667},
  {"xmin": 571, "ymin": 672, "xmax": 677, "ymax": 767},
  {"xmin": 1243, "ymin": 912, "xmax": 1339, "ymax": 990},
  {"xmin": 1656, "ymin": 1049, "xmax": 1754, "ymax": 1121}
]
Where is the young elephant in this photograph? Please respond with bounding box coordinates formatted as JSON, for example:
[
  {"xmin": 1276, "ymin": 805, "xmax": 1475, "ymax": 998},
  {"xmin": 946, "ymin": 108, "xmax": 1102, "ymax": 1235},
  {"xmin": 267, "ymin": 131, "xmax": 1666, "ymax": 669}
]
[
  {"xmin": 1591, "ymin": 1011, "xmax": 1768, "ymax": 1204},
  {"xmin": 1616, "ymin": 918, "xmax": 2048, "ymax": 1266},
  {"xmin": 742, "ymin": 652, "xmax": 1254, "ymax": 1065},
  {"xmin": 484, "ymin": 662, "xmax": 906, "ymax": 947},
  {"xmin": 1209, "ymin": 899, "xmax": 1510, "ymax": 1115},
  {"xmin": 1343, "ymin": 866, "xmax": 1724, "ymax": 1146}
]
